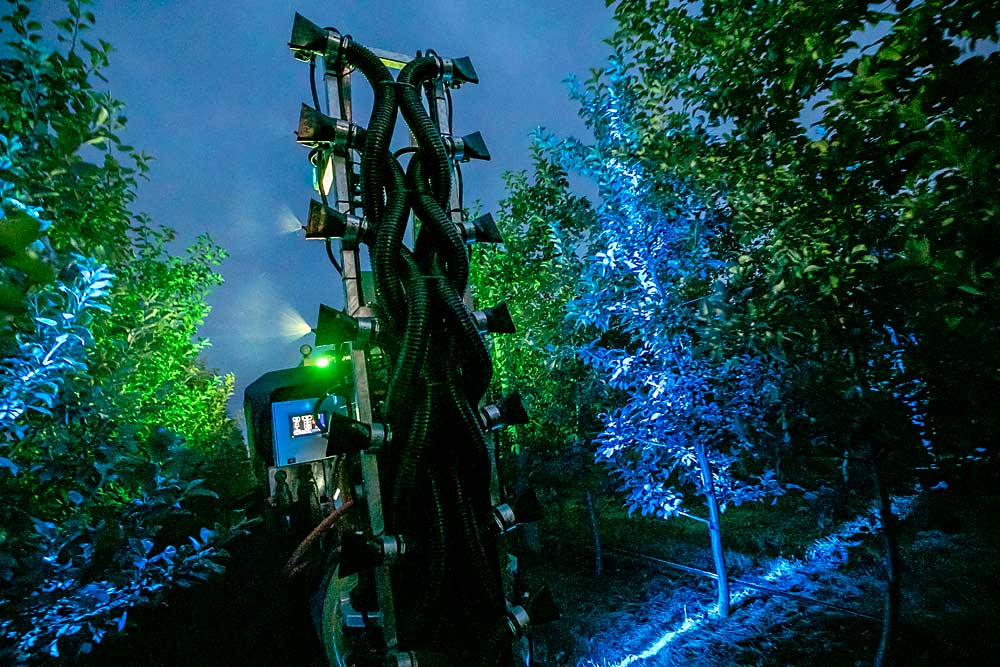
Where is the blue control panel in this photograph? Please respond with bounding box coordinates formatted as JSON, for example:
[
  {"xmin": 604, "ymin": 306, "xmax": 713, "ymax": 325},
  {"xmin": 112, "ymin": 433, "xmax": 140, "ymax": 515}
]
[{"xmin": 271, "ymin": 396, "xmax": 347, "ymax": 465}]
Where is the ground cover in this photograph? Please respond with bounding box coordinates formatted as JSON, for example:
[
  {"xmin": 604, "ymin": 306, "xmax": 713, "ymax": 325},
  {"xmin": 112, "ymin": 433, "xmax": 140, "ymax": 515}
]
[{"xmin": 529, "ymin": 486, "xmax": 1000, "ymax": 666}]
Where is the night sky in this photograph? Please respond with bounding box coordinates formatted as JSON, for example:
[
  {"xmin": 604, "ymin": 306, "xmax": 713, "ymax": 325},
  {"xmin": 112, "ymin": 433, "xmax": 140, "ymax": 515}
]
[{"xmin": 71, "ymin": 1, "xmax": 615, "ymax": 426}]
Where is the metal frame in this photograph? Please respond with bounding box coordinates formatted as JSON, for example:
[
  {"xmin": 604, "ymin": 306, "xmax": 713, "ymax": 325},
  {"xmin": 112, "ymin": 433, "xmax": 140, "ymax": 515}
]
[
  {"xmin": 321, "ymin": 55, "xmax": 398, "ymax": 649},
  {"xmin": 316, "ymin": 41, "xmax": 503, "ymax": 656}
]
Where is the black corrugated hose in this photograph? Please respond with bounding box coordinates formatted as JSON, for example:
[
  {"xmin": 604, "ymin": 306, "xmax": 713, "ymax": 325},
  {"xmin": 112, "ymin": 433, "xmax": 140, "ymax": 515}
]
[
  {"xmin": 397, "ymin": 57, "xmax": 451, "ymax": 206},
  {"xmin": 392, "ymin": 379, "xmax": 433, "ymax": 522},
  {"xmin": 341, "ymin": 36, "xmax": 508, "ymax": 664},
  {"xmin": 344, "ymin": 40, "xmax": 397, "ymax": 225},
  {"xmin": 384, "ymin": 249, "xmax": 431, "ymax": 421},
  {"xmin": 372, "ymin": 155, "xmax": 411, "ymax": 324},
  {"xmin": 408, "ymin": 156, "xmax": 469, "ymax": 290}
]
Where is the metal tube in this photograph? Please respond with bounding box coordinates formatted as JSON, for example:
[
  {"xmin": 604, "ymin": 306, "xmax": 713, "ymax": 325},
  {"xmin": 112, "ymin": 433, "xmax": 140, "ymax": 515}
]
[{"xmin": 323, "ymin": 60, "xmax": 399, "ymax": 650}]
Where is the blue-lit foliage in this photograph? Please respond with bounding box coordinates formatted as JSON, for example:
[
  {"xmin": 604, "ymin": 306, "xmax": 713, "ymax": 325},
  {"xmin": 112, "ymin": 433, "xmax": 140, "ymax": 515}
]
[
  {"xmin": 568, "ymin": 0, "xmax": 999, "ymax": 661},
  {"xmin": 1, "ymin": 495, "xmax": 245, "ymax": 664},
  {"xmin": 0, "ymin": 167, "xmax": 246, "ymax": 665},
  {"xmin": 539, "ymin": 61, "xmax": 795, "ymax": 617},
  {"xmin": 1, "ymin": 3, "xmax": 252, "ymax": 663},
  {"xmin": 0, "ymin": 252, "xmax": 113, "ymax": 439},
  {"xmin": 600, "ymin": 0, "xmax": 1000, "ymax": 477},
  {"xmin": 540, "ymin": 62, "xmax": 790, "ymax": 521}
]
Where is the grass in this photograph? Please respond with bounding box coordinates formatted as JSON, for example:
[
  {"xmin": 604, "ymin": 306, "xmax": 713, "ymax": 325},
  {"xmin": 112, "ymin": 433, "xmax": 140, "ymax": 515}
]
[
  {"xmin": 75, "ymin": 474, "xmax": 1000, "ymax": 666},
  {"xmin": 529, "ymin": 484, "xmax": 1000, "ymax": 666}
]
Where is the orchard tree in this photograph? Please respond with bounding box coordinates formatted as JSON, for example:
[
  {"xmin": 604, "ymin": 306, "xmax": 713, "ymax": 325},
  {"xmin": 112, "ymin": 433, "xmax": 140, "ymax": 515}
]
[
  {"xmin": 473, "ymin": 141, "xmax": 601, "ymax": 463},
  {"xmin": 87, "ymin": 224, "xmax": 240, "ymax": 459},
  {"xmin": 0, "ymin": 0, "xmax": 240, "ymax": 466},
  {"xmin": 471, "ymin": 143, "xmax": 609, "ymax": 569},
  {"xmin": 1, "ymin": 2, "xmax": 251, "ymax": 662},
  {"xmin": 473, "ymin": 144, "xmax": 595, "ymax": 470},
  {"xmin": 599, "ymin": 0, "xmax": 999, "ymax": 662},
  {"xmin": 540, "ymin": 63, "xmax": 792, "ymax": 617}
]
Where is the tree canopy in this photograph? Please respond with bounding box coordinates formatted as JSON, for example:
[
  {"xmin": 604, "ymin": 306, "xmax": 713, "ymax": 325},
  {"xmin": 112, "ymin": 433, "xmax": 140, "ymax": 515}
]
[
  {"xmin": 602, "ymin": 0, "xmax": 999, "ymax": 469},
  {"xmin": 1, "ymin": 2, "xmax": 251, "ymax": 662},
  {"xmin": 471, "ymin": 140, "xmax": 606, "ymax": 488},
  {"xmin": 522, "ymin": 0, "xmax": 999, "ymax": 655}
]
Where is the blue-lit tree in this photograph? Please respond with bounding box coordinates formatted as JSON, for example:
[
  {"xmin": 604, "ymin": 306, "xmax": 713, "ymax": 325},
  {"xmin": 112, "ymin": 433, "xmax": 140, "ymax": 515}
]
[
  {"xmin": 586, "ymin": 1, "xmax": 1000, "ymax": 662},
  {"xmin": 540, "ymin": 64, "xmax": 791, "ymax": 617},
  {"xmin": 1, "ymin": 4, "xmax": 252, "ymax": 662}
]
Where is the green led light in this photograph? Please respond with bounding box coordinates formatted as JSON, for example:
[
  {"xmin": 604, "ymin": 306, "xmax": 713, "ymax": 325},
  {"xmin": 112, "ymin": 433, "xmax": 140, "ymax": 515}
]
[{"xmin": 315, "ymin": 356, "xmax": 331, "ymax": 368}]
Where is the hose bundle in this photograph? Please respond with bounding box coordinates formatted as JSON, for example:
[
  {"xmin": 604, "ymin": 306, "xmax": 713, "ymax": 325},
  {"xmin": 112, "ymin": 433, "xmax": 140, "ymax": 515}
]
[{"xmin": 332, "ymin": 40, "xmax": 506, "ymax": 663}]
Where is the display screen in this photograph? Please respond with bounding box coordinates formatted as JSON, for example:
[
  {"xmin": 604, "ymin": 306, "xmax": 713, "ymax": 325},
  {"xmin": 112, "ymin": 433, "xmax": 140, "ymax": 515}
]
[{"xmin": 289, "ymin": 412, "xmax": 326, "ymax": 438}]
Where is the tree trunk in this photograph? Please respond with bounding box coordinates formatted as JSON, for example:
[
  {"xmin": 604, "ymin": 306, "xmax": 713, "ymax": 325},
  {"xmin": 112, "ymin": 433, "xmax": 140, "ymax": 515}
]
[
  {"xmin": 584, "ymin": 490, "xmax": 603, "ymax": 577},
  {"xmin": 873, "ymin": 453, "xmax": 900, "ymax": 667},
  {"xmin": 695, "ymin": 443, "xmax": 730, "ymax": 618}
]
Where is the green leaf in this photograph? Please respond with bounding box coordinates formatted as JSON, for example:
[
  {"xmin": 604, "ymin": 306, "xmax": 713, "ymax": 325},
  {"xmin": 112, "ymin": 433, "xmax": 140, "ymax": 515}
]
[{"xmin": 0, "ymin": 209, "xmax": 44, "ymax": 251}]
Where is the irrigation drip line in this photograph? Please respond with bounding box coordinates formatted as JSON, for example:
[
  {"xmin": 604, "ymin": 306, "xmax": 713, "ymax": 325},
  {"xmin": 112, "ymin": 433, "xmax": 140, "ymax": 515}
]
[
  {"xmin": 600, "ymin": 543, "xmax": 879, "ymax": 621},
  {"xmin": 559, "ymin": 536, "xmax": 878, "ymax": 621}
]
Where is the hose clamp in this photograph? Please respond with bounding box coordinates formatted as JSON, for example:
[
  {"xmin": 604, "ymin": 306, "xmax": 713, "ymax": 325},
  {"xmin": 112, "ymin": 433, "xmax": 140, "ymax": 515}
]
[
  {"xmin": 443, "ymin": 136, "xmax": 465, "ymax": 162},
  {"xmin": 355, "ymin": 315, "xmax": 379, "ymax": 345},
  {"xmin": 381, "ymin": 535, "xmax": 405, "ymax": 561},
  {"xmin": 387, "ymin": 652, "xmax": 415, "ymax": 667},
  {"xmin": 457, "ymin": 220, "xmax": 475, "ymax": 243},
  {"xmin": 343, "ymin": 120, "xmax": 362, "ymax": 151},
  {"xmin": 480, "ymin": 404, "xmax": 502, "ymax": 430},
  {"xmin": 428, "ymin": 50, "xmax": 450, "ymax": 83},
  {"xmin": 507, "ymin": 605, "xmax": 530, "ymax": 637},
  {"xmin": 369, "ymin": 422, "xmax": 391, "ymax": 448},
  {"xmin": 376, "ymin": 79, "xmax": 398, "ymax": 96},
  {"xmin": 472, "ymin": 308, "xmax": 489, "ymax": 331},
  {"xmin": 324, "ymin": 30, "xmax": 350, "ymax": 67},
  {"xmin": 494, "ymin": 503, "xmax": 517, "ymax": 532},
  {"xmin": 334, "ymin": 212, "xmax": 366, "ymax": 247}
]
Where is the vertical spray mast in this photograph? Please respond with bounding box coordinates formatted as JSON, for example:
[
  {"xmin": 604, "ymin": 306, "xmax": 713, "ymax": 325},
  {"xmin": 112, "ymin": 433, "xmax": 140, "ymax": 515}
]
[{"xmin": 286, "ymin": 14, "xmax": 556, "ymax": 666}]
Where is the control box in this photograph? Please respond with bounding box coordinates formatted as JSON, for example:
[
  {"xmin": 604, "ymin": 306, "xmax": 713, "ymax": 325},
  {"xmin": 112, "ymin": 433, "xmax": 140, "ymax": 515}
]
[{"xmin": 244, "ymin": 364, "xmax": 352, "ymax": 468}]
